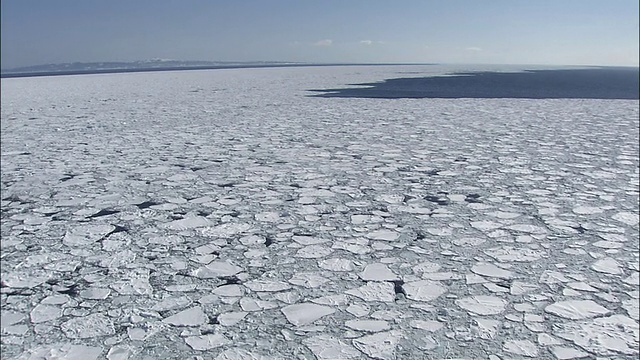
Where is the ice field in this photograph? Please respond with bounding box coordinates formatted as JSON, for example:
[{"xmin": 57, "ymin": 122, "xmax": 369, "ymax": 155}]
[{"xmin": 1, "ymin": 65, "xmax": 639, "ymax": 359}]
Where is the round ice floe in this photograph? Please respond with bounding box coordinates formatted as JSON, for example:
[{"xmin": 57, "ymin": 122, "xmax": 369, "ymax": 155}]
[
  {"xmin": 455, "ymin": 295, "xmax": 507, "ymax": 315},
  {"xmin": 544, "ymin": 300, "xmax": 610, "ymax": 320}
]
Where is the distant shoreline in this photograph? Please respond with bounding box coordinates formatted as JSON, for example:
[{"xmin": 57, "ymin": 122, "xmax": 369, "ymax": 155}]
[{"xmin": 0, "ymin": 63, "xmax": 437, "ymax": 79}]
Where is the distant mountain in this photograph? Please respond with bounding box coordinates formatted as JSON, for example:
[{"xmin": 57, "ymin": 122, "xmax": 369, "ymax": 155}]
[{"xmin": 0, "ymin": 60, "xmax": 305, "ymax": 78}]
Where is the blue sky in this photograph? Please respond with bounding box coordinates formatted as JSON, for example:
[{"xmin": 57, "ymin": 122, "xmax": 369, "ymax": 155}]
[{"xmin": 1, "ymin": 0, "xmax": 638, "ymax": 69}]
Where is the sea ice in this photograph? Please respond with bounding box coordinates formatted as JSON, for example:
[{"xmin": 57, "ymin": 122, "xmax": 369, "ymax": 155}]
[
  {"xmin": 366, "ymin": 230, "xmax": 399, "ymax": 241},
  {"xmin": 503, "ymin": 339, "xmax": 538, "ymax": 357},
  {"xmin": 554, "ymin": 314, "xmax": 639, "ymax": 356},
  {"xmin": 352, "ymin": 330, "xmax": 403, "ymax": 360},
  {"xmin": 60, "ymin": 313, "xmax": 116, "ymax": 338},
  {"xmin": 303, "ymin": 334, "xmax": 361, "ymax": 359},
  {"xmin": 345, "ymin": 282, "xmax": 396, "ymax": 302},
  {"xmin": 591, "ymin": 257, "xmax": 623, "ymax": 275},
  {"xmin": 162, "ymin": 306, "xmax": 209, "ymax": 326},
  {"xmin": 296, "ymin": 244, "xmax": 333, "ymax": 258},
  {"xmin": 611, "ymin": 211, "xmax": 639, "ymax": 226},
  {"xmin": 403, "ymin": 280, "xmax": 447, "ymax": 301},
  {"xmin": 544, "ymin": 300, "xmax": 610, "ymax": 319},
  {"xmin": 550, "ymin": 346, "xmax": 590, "ymax": 359},
  {"xmin": 244, "ymin": 279, "xmax": 292, "ymax": 292},
  {"xmin": 455, "ymin": 295, "xmax": 507, "ymax": 315},
  {"xmin": 192, "ymin": 260, "xmax": 243, "ymax": 278},
  {"xmin": 345, "ymin": 320, "xmax": 390, "ymax": 332},
  {"xmin": 29, "ymin": 304, "xmax": 62, "ymax": 323},
  {"xmin": 185, "ymin": 334, "xmax": 231, "ymax": 350},
  {"xmin": 471, "ymin": 263, "xmax": 514, "ymax": 279},
  {"xmin": 281, "ymin": 303, "xmax": 335, "ymax": 326},
  {"xmin": 217, "ymin": 311, "xmax": 248, "ymax": 326},
  {"xmin": 62, "ymin": 224, "xmax": 115, "ymax": 246},
  {"xmin": 359, "ymin": 263, "xmax": 400, "ymax": 281}
]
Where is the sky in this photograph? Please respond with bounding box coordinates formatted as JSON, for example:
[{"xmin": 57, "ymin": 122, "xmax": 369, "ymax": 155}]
[{"xmin": 1, "ymin": 0, "xmax": 639, "ymax": 69}]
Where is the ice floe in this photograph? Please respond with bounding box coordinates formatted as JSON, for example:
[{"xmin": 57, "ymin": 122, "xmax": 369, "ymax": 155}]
[
  {"xmin": 544, "ymin": 300, "xmax": 610, "ymax": 319},
  {"xmin": 456, "ymin": 295, "xmax": 507, "ymax": 315},
  {"xmin": 281, "ymin": 303, "xmax": 336, "ymax": 326}
]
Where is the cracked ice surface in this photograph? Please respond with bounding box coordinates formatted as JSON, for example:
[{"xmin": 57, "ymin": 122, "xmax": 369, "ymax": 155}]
[{"xmin": 1, "ymin": 65, "xmax": 639, "ymax": 359}]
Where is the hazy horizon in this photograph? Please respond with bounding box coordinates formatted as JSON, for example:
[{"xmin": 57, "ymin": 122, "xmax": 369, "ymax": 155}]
[{"xmin": 2, "ymin": 0, "xmax": 639, "ymax": 70}]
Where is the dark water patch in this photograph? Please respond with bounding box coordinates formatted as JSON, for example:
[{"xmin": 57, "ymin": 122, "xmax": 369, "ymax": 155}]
[
  {"xmin": 424, "ymin": 195, "xmax": 450, "ymax": 206},
  {"xmin": 135, "ymin": 200, "xmax": 160, "ymax": 209},
  {"xmin": 104, "ymin": 225, "xmax": 128, "ymax": 239},
  {"xmin": 309, "ymin": 68, "xmax": 640, "ymax": 99},
  {"xmin": 220, "ymin": 276, "xmax": 242, "ymax": 285},
  {"xmin": 391, "ymin": 280, "xmax": 406, "ymax": 297},
  {"xmin": 465, "ymin": 194, "xmax": 482, "ymax": 203},
  {"xmin": 264, "ymin": 235, "xmax": 275, "ymax": 247},
  {"xmin": 88, "ymin": 209, "xmax": 120, "ymax": 218},
  {"xmin": 59, "ymin": 174, "xmax": 77, "ymax": 182}
]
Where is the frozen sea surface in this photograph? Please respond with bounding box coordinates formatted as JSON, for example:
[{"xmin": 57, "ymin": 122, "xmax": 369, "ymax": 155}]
[{"xmin": 1, "ymin": 65, "xmax": 639, "ymax": 359}]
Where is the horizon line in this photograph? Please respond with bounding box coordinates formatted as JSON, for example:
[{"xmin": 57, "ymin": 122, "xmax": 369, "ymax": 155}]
[{"xmin": 1, "ymin": 61, "xmax": 638, "ymax": 79}]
